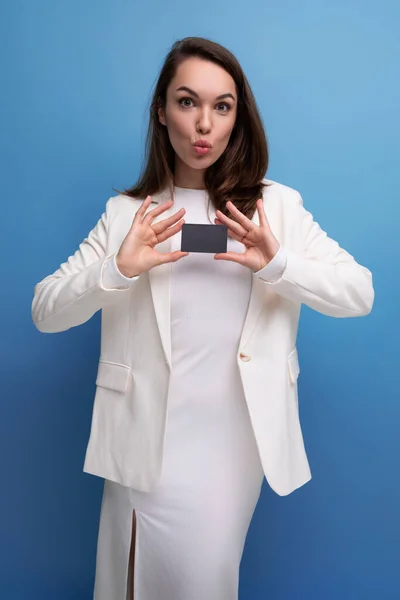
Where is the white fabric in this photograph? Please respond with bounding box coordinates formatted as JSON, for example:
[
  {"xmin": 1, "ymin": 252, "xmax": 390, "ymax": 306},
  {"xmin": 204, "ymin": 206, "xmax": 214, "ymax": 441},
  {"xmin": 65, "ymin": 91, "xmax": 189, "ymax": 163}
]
[
  {"xmin": 94, "ymin": 187, "xmax": 270, "ymax": 600},
  {"xmin": 254, "ymin": 243, "xmax": 288, "ymax": 281}
]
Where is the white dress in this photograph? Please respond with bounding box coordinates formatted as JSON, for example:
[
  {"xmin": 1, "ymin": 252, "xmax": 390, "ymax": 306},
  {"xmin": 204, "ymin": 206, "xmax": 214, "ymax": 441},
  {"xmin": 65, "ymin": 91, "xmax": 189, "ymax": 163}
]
[{"xmin": 93, "ymin": 187, "xmax": 269, "ymax": 600}]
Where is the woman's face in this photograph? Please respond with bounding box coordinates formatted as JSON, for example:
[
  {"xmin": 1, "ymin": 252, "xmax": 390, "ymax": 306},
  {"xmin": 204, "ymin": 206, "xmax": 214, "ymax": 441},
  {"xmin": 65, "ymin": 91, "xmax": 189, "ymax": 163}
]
[{"xmin": 158, "ymin": 57, "xmax": 238, "ymax": 188}]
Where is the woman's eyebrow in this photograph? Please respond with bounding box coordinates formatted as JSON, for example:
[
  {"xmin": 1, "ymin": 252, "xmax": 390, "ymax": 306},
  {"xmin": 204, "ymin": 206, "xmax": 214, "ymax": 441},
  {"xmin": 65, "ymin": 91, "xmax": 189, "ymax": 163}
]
[{"xmin": 175, "ymin": 86, "xmax": 235, "ymax": 101}]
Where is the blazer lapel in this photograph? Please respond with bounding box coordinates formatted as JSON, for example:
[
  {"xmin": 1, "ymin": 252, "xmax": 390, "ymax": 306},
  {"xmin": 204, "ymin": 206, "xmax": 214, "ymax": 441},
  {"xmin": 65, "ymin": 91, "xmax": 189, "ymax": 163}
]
[
  {"xmin": 147, "ymin": 188, "xmax": 174, "ymax": 369},
  {"xmin": 238, "ymin": 207, "xmax": 264, "ymax": 351},
  {"xmin": 239, "ymin": 189, "xmax": 282, "ymax": 350}
]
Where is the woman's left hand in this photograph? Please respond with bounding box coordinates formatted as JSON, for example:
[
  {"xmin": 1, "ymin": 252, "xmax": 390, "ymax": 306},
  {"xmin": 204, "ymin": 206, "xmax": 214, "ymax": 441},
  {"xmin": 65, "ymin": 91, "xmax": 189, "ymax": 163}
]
[{"xmin": 213, "ymin": 199, "xmax": 280, "ymax": 271}]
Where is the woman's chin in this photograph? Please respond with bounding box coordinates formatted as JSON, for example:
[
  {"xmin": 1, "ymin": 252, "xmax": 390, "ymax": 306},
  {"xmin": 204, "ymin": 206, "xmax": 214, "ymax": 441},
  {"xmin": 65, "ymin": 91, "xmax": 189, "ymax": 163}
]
[{"xmin": 185, "ymin": 154, "xmax": 217, "ymax": 169}]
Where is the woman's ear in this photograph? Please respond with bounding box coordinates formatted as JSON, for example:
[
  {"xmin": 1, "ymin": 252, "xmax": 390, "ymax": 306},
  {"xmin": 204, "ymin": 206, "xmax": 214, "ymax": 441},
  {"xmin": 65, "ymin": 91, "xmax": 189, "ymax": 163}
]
[{"xmin": 158, "ymin": 107, "xmax": 166, "ymax": 126}]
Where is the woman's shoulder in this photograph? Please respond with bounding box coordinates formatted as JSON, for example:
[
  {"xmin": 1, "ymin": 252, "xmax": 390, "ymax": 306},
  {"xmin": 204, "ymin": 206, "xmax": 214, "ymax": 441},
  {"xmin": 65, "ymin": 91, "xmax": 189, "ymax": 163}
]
[
  {"xmin": 104, "ymin": 191, "xmax": 161, "ymax": 216},
  {"xmin": 262, "ymin": 178, "xmax": 302, "ymax": 205}
]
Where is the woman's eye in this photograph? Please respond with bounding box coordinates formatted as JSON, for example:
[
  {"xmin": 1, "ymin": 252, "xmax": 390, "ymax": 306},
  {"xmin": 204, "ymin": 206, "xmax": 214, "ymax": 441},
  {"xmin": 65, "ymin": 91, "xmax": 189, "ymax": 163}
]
[
  {"xmin": 178, "ymin": 98, "xmax": 231, "ymax": 112},
  {"xmin": 179, "ymin": 98, "xmax": 194, "ymax": 108},
  {"xmin": 217, "ymin": 103, "xmax": 231, "ymax": 112}
]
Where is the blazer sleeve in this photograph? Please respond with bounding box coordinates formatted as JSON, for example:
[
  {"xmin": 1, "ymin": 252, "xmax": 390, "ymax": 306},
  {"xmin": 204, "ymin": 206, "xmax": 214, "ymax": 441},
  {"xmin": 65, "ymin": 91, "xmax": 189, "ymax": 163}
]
[
  {"xmin": 257, "ymin": 192, "xmax": 374, "ymax": 317},
  {"xmin": 31, "ymin": 198, "xmax": 138, "ymax": 333}
]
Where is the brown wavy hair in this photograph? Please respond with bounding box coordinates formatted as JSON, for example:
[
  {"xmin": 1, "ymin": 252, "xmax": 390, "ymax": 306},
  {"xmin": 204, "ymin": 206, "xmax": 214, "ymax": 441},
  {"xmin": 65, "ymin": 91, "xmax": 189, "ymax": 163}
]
[{"xmin": 114, "ymin": 36, "xmax": 271, "ymax": 223}]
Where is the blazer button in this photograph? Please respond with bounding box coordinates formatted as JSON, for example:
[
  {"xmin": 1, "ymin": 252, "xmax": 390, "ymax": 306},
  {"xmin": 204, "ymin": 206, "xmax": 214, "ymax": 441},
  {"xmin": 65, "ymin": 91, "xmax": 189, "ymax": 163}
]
[{"xmin": 239, "ymin": 353, "xmax": 251, "ymax": 362}]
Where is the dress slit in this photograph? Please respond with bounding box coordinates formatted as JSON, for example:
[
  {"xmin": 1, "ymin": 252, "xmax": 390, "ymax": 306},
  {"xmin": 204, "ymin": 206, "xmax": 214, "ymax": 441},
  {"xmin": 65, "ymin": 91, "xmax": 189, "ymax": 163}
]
[
  {"xmin": 126, "ymin": 509, "xmax": 137, "ymax": 600},
  {"xmin": 93, "ymin": 483, "xmax": 139, "ymax": 600}
]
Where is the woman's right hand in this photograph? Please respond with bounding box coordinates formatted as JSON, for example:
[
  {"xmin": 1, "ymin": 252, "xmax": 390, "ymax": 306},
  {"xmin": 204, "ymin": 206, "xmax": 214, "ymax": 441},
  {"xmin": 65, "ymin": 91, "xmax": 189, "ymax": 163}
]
[{"xmin": 116, "ymin": 195, "xmax": 188, "ymax": 278}]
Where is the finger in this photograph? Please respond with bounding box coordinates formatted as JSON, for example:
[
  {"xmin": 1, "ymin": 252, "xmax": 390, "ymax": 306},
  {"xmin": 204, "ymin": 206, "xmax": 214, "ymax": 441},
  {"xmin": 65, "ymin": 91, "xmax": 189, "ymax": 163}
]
[
  {"xmin": 156, "ymin": 218, "xmax": 185, "ymax": 243},
  {"xmin": 159, "ymin": 250, "xmax": 189, "ymax": 264},
  {"xmin": 256, "ymin": 198, "xmax": 269, "ymax": 229},
  {"xmin": 214, "ymin": 218, "xmax": 247, "ymax": 243},
  {"xmin": 215, "ymin": 210, "xmax": 248, "ymax": 238},
  {"xmin": 227, "ymin": 229, "xmax": 246, "ymax": 243},
  {"xmin": 152, "ymin": 208, "xmax": 186, "ymax": 233},
  {"xmin": 225, "ymin": 200, "xmax": 258, "ymax": 231},
  {"xmin": 133, "ymin": 195, "xmax": 154, "ymax": 224},
  {"xmin": 214, "ymin": 251, "xmax": 247, "ymax": 265},
  {"xmin": 142, "ymin": 199, "xmax": 175, "ymax": 226}
]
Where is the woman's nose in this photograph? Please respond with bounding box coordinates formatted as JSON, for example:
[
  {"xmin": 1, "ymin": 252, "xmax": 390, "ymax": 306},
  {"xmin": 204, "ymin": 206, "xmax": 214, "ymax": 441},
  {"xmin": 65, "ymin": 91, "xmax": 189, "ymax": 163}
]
[{"xmin": 196, "ymin": 109, "xmax": 212, "ymax": 133}]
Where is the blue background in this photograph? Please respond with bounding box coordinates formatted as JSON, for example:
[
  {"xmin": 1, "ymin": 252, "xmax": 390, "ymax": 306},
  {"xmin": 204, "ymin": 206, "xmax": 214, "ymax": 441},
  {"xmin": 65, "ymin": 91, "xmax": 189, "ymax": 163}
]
[{"xmin": 1, "ymin": 1, "xmax": 398, "ymax": 598}]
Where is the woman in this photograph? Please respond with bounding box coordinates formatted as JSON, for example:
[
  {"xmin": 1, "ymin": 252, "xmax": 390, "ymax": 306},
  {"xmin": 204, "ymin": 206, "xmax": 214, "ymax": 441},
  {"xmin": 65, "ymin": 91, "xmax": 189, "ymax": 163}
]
[{"xmin": 32, "ymin": 37, "xmax": 374, "ymax": 600}]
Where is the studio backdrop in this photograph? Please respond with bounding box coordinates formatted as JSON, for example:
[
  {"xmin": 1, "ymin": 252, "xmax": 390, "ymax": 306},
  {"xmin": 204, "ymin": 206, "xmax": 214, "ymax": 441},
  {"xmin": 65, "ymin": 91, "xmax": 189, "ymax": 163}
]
[{"xmin": 1, "ymin": 1, "xmax": 398, "ymax": 599}]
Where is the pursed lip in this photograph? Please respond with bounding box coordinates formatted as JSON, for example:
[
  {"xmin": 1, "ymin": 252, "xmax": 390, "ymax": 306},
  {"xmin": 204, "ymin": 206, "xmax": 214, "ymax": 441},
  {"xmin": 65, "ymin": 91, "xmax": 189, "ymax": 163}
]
[{"xmin": 193, "ymin": 139, "xmax": 212, "ymax": 148}]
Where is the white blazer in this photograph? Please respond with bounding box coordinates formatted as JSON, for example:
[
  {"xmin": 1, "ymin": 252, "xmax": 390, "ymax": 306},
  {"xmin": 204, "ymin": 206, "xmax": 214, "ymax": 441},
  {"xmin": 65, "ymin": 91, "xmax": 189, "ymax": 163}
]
[{"xmin": 32, "ymin": 179, "xmax": 374, "ymax": 496}]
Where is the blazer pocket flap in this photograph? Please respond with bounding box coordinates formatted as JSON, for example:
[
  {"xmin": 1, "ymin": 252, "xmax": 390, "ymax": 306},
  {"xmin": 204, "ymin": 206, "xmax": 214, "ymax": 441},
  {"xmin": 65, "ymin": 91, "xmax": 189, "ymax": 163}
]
[
  {"xmin": 96, "ymin": 360, "xmax": 131, "ymax": 392},
  {"xmin": 288, "ymin": 348, "xmax": 300, "ymax": 383}
]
